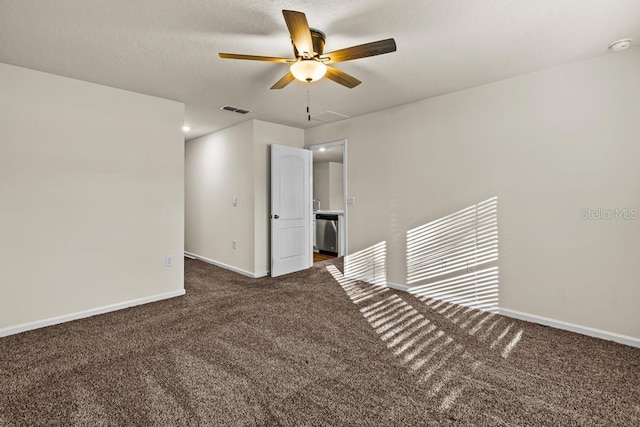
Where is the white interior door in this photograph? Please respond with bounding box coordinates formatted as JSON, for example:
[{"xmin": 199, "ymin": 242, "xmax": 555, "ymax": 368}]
[{"xmin": 271, "ymin": 144, "xmax": 313, "ymax": 277}]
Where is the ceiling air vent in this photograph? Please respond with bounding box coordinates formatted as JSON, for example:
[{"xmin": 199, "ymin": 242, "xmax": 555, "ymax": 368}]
[
  {"xmin": 221, "ymin": 105, "xmax": 251, "ymax": 114},
  {"xmin": 311, "ymin": 111, "xmax": 350, "ymax": 123}
]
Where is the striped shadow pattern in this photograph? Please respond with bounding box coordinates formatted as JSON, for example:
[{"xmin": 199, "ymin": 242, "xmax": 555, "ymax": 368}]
[
  {"xmin": 418, "ymin": 297, "xmax": 524, "ymax": 359},
  {"xmin": 406, "ymin": 197, "xmax": 499, "ymax": 312},
  {"xmin": 343, "ymin": 241, "xmax": 387, "ymax": 287},
  {"xmin": 327, "ymin": 265, "xmax": 481, "ymax": 412}
]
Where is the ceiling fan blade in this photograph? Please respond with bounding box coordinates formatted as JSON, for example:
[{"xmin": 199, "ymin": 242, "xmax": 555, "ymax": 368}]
[
  {"xmin": 325, "ymin": 66, "xmax": 361, "ymax": 89},
  {"xmin": 282, "ymin": 10, "xmax": 314, "ymax": 57},
  {"xmin": 271, "ymin": 72, "xmax": 296, "ymax": 89},
  {"xmin": 322, "ymin": 38, "xmax": 396, "ymax": 64},
  {"xmin": 219, "ymin": 53, "xmax": 292, "ymax": 63}
]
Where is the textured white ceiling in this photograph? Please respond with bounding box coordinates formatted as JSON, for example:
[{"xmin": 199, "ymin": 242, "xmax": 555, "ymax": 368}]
[{"xmin": 1, "ymin": 0, "xmax": 639, "ymax": 140}]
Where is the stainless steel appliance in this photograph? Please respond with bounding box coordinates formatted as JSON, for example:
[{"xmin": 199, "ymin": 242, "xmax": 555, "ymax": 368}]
[{"xmin": 316, "ymin": 213, "xmax": 339, "ymax": 255}]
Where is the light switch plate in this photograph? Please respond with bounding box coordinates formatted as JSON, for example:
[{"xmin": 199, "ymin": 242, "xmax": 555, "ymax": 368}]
[{"xmin": 347, "ymin": 196, "xmax": 356, "ymax": 206}]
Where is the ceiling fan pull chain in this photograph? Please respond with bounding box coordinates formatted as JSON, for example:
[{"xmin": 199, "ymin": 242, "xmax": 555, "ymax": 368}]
[{"xmin": 306, "ymin": 83, "xmax": 311, "ymax": 121}]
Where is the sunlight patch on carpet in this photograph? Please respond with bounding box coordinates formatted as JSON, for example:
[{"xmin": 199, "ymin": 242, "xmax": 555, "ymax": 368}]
[
  {"xmin": 416, "ymin": 298, "xmax": 524, "ymax": 359},
  {"xmin": 327, "ymin": 264, "xmax": 484, "ymax": 412},
  {"xmin": 501, "ymin": 329, "xmax": 523, "ymax": 359}
]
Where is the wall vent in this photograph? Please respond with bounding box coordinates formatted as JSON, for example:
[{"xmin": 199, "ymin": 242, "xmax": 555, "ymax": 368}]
[{"xmin": 221, "ymin": 105, "xmax": 251, "ymax": 114}]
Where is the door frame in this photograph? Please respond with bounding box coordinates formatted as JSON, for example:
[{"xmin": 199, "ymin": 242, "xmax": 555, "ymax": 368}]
[{"xmin": 306, "ymin": 139, "xmax": 348, "ymax": 260}]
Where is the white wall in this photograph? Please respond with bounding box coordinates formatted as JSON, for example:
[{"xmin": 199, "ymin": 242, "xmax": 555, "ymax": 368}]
[
  {"xmin": 0, "ymin": 63, "xmax": 185, "ymax": 333},
  {"xmin": 313, "ymin": 162, "xmax": 331, "ymax": 210},
  {"xmin": 185, "ymin": 121, "xmax": 255, "ymax": 274},
  {"xmin": 328, "ymin": 162, "xmax": 344, "ymax": 210},
  {"xmin": 185, "ymin": 119, "xmax": 303, "ymax": 277},
  {"xmin": 305, "ymin": 49, "xmax": 640, "ymax": 339},
  {"xmin": 313, "ymin": 162, "xmax": 344, "ymax": 211}
]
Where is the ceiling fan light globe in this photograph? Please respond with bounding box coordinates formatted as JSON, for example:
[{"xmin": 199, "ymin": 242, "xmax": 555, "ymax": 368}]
[{"xmin": 290, "ymin": 60, "xmax": 327, "ymax": 82}]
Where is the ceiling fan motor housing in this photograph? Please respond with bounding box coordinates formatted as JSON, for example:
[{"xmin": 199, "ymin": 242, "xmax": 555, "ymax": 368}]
[
  {"xmin": 293, "ymin": 29, "xmax": 326, "ymax": 58},
  {"xmin": 310, "ymin": 29, "xmax": 326, "ymax": 57}
]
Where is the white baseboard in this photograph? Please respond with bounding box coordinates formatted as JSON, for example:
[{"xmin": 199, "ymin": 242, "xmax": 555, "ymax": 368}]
[
  {"xmin": 373, "ymin": 279, "xmax": 639, "ymax": 349},
  {"xmin": 0, "ymin": 289, "xmax": 186, "ymax": 338},
  {"xmin": 184, "ymin": 251, "xmax": 266, "ymax": 278},
  {"xmin": 499, "ymin": 308, "xmax": 640, "ymax": 349},
  {"xmin": 386, "ymin": 281, "xmax": 412, "ymax": 292}
]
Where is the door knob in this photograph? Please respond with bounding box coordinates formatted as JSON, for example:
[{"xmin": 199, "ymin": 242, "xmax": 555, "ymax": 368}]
[{"xmin": 273, "ymin": 214, "xmax": 280, "ymax": 219}]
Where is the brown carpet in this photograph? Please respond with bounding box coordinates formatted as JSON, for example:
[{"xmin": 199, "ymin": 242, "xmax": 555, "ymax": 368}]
[{"xmin": 1, "ymin": 258, "xmax": 638, "ymax": 426}]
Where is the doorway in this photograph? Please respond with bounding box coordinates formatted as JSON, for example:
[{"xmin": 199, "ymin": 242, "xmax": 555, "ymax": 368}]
[{"xmin": 307, "ymin": 140, "xmax": 347, "ymax": 265}]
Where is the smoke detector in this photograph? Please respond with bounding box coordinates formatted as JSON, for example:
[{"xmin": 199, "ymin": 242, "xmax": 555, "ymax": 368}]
[{"xmin": 608, "ymin": 38, "xmax": 632, "ymax": 52}]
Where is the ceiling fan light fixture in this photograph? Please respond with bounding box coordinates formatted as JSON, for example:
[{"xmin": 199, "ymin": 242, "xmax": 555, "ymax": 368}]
[{"xmin": 290, "ymin": 60, "xmax": 327, "ymax": 82}]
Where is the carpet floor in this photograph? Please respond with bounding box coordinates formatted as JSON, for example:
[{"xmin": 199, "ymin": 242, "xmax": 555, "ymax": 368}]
[{"xmin": 1, "ymin": 258, "xmax": 639, "ymax": 426}]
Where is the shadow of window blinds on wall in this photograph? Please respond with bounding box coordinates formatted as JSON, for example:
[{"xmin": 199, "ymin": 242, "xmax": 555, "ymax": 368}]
[
  {"xmin": 344, "ymin": 241, "xmax": 387, "ymax": 286},
  {"xmin": 406, "ymin": 197, "xmax": 499, "ymax": 312}
]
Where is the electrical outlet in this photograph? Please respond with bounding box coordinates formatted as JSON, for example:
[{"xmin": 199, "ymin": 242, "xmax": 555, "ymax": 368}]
[
  {"xmin": 232, "ymin": 240, "xmax": 237, "ymax": 250},
  {"xmin": 165, "ymin": 255, "xmax": 173, "ymax": 267},
  {"xmin": 347, "ymin": 196, "xmax": 356, "ymax": 206}
]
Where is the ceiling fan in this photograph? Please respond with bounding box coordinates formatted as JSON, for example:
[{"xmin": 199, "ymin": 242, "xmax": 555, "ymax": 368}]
[{"xmin": 219, "ymin": 10, "xmax": 396, "ymax": 89}]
